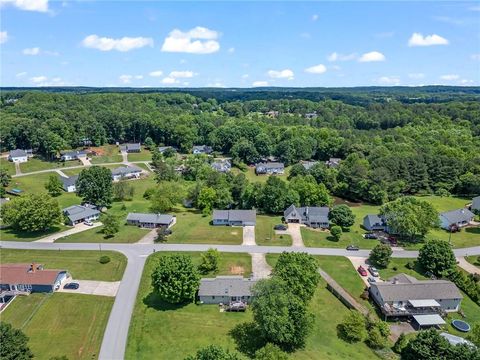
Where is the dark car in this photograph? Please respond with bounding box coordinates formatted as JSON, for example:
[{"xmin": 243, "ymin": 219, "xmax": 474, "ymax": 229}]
[
  {"xmin": 388, "ymin": 236, "xmax": 398, "ymax": 246},
  {"xmin": 346, "ymin": 245, "xmax": 359, "ymax": 251},
  {"xmin": 273, "ymin": 224, "xmax": 287, "ymax": 231},
  {"xmin": 364, "ymin": 233, "xmax": 378, "ymax": 239},
  {"xmin": 63, "ymin": 282, "xmax": 79, "ymax": 290}
]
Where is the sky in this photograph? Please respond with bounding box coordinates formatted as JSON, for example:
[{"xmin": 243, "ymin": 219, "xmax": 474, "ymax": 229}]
[{"xmin": 1, "ymin": 0, "xmax": 480, "ymax": 88}]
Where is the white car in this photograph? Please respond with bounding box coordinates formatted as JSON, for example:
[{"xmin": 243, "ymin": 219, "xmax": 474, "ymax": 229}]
[{"xmin": 84, "ymin": 220, "xmax": 94, "ymax": 226}]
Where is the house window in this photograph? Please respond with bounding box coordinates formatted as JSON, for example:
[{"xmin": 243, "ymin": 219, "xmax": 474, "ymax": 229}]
[{"xmin": 212, "ymin": 296, "xmax": 215, "ymax": 299}]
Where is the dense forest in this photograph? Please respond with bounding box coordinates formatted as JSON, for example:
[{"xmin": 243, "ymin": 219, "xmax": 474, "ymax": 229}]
[{"xmin": 1, "ymin": 87, "xmax": 479, "ymax": 204}]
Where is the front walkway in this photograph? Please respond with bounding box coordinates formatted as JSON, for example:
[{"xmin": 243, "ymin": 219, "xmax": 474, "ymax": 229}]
[
  {"xmin": 121, "ymin": 151, "xmax": 129, "ymax": 164},
  {"xmin": 58, "ymin": 279, "xmax": 120, "ymax": 297},
  {"xmin": 242, "ymin": 225, "xmax": 256, "ymax": 246},
  {"xmin": 250, "ymin": 253, "xmax": 272, "ymax": 279},
  {"xmin": 34, "ymin": 222, "xmax": 102, "ymax": 243},
  {"xmin": 457, "ymin": 257, "xmax": 480, "ymax": 274},
  {"xmin": 14, "ymin": 162, "xmax": 21, "ymax": 175}
]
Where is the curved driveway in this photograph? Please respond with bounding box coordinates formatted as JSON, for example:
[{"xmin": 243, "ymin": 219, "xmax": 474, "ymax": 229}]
[{"xmin": 1, "ymin": 241, "xmax": 479, "ymax": 360}]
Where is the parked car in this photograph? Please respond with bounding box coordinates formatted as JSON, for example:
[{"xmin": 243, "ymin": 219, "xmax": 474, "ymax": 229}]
[
  {"xmin": 274, "ymin": 224, "xmax": 287, "ymax": 231},
  {"xmin": 357, "ymin": 266, "xmax": 368, "ymax": 276},
  {"xmin": 84, "ymin": 220, "xmax": 94, "ymax": 226},
  {"xmin": 346, "ymin": 245, "xmax": 359, "ymax": 251},
  {"xmin": 367, "ymin": 276, "xmax": 377, "ymax": 283},
  {"xmin": 368, "ymin": 266, "xmax": 379, "ymax": 277},
  {"xmin": 388, "ymin": 236, "xmax": 398, "ymax": 246},
  {"xmin": 63, "ymin": 282, "xmax": 79, "ymax": 290},
  {"xmin": 364, "ymin": 233, "xmax": 378, "ymax": 239}
]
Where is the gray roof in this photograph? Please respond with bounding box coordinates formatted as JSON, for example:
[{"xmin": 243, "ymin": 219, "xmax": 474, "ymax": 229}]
[
  {"xmin": 126, "ymin": 143, "xmax": 141, "ymax": 150},
  {"xmin": 364, "ymin": 214, "xmax": 386, "ymax": 227},
  {"xmin": 193, "ymin": 145, "xmax": 213, "ymax": 153},
  {"xmin": 126, "ymin": 212, "xmax": 173, "ymax": 225},
  {"xmin": 301, "ymin": 161, "xmax": 318, "ymax": 170},
  {"xmin": 111, "ymin": 165, "xmax": 142, "ymax": 177},
  {"xmin": 440, "ymin": 208, "xmax": 475, "ymax": 224},
  {"xmin": 63, "ymin": 205, "xmax": 99, "ymax": 222},
  {"xmin": 284, "ymin": 204, "xmax": 329, "ymax": 224},
  {"xmin": 62, "ymin": 150, "xmax": 87, "ymax": 158},
  {"xmin": 198, "ymin": 276, "xmax": 258, "ymax": 297},
  {"xmin": 60, "ymin": 175, "xmax": 78, "ymax": 187},
  {"xmin": 212, "ymin": 209, "xmax": 256, "ymax": 224},
  {"xmin": 371, "ymin": 273, "xmax": 462, "ymax": 302},
  {"xmin": 255, "ymin": 162, "xmax": 284, "ymax": 169},
  {"xmin": 211, "ymin": 159, "xmax": 231, "ymax": 172},
  {"xmin": 472, "ymin": 196, "xmax": 480, "ymax": 210},
  {"xmin": 9, "ymin": 149, "xmax": 27, "ymax": 158},
  {"xmin": 158, "ymin": 146, "xmax": 175, "ymax": 153}
]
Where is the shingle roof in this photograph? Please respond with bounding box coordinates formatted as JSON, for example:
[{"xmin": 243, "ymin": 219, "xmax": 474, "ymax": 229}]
[
  {"xmin": 126, "ymin": 143, "xmax": 141, "ymax": 150},
  {"xmin": 126, "ymin": 212, "xmax": 173, "ymax": 225},
  {"xmin": 472, "ymin": 196, "xmax": 480, "ymax": 210},
  {"xmin": 111, "ymin": 165, "xmax": 142, "ymax": 176},
  {"xmin": 62, "ymin": 150, "xmax": 87, "ymax": 158},
  {"xmin": 256, "ymin": 162, "xmax": 284, "ymax": 169},
  {"xmin": 198, "ymin": 276, "xmax": 258, "ymax": 297},
  {"xmin": 212, "ymin": 210, "xmax": 256, "ymax": 224},
  {"xmin": 284, "ymin": 204, "xmax": 329, "ymax": 223},
  {"xmin": 9, "ymin": 149, "xmax": 27, "ymax": 158},
  {"xmin": 301, "ymin": 161, "xmax": 318, "ymax": 170},
  {"xmin": 364, "ymin": 214, "xmax": 386, "ymax": 227},
  {"xmin": 0, "ymin": 263, "xmax": 65, "ymax": 286},
  {"xmin": 440, "ymin": 208, "xmax": 475, "ymax": 224},
  {"xmin": 193, "ymin": 145, "xmax": 213, "ymax": 153},
  {"xmin": 60, "ymin": 175, "xmax": 78, "ymax": 187},
  {"xmin": 371, "ymin": 273, "xmax": 462, "ymax": 302},
  {"xmin": 63, "ymin": 205, "xmax": 100, "ymax": 222}
]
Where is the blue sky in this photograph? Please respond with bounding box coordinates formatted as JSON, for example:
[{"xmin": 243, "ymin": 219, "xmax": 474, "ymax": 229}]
[{"xmin": 1, "ymin": 1, "xmax": 479, "ymax": 87}]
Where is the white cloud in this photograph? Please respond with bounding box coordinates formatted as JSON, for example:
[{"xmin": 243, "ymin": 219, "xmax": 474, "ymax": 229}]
[
  {"xmin": 408, "ymin": 33, "xmax": 449, "ymax": 47},
  {"xmin": 149, "ymin": 70, "xmax": 163, "ymax": 77},
  {"xmin": 358, "ymin": 51, "xmax": 386, "ymax": 62},
  {"xmin": 119, "ymin": 74, "xmax": 143, "ymax": 84},
  {"xmin": 252, "ymin": 81, "xmax": 269, "ymax": 87},
  {"xmin": 0, "ymin": 31, "xmax": 8, "ymax": 44},
  {"xmin": 22, "ymin": 47, "xmax": 40, "ymax": 55},
  {"xmin": 305, "ymin": 64, "xmax": 327, "ymax": 74},
  {"xmin": 161, "ymin": 77, "xmax": 177, "ymax": 84},
  {"xmin": 459, "ymin": 79, "xmax": 473, "ymax": 85},
  {"xmin": 471, "ymin": 54, "xmax": 480, "ymax": 61},
  {"xmin": 267, "ymin": 69, "xmax": 294, "ymax": 80},
  {"xmin": 312, "ymin": 14, "xmax": 319, "ymax": 21},
  {"xmin": 30, "ymin": 75, "xmax": 47, "ymax": 83},
  {"xmin": 408, "ymin": 73, "xmax": 425, "ymax": 79},
  {"xmin": 241, "ymin": 74, "xmax": 249, "ymax": 79},
  {"xmin": 228, "ymin": 47, "xmax": 235, "ymax": 53},
  {"xmin": 377, "ymin": 76, "xmax": 400, "ymax": 85},
  {"xmin": 440, "ymin": 74, "xmax": 459, "ymax": 81},
  {"xmin": 161, "ymin": 26, "xmax": 220, "ymax": 54},
  {"xmin": 1, "ymin": 0, "xmax": 49, "ymax": 12},
  {"xmin": 16, "ymin": 71, "xmax": 27, "ymax": 77},
  {"xmin": 134, "ymin": 75, "xmax": 143, "ymax": 80},
  {"xmin": 82, "ymin": 34, "xmax": 154, "ymax": 52},
  {"xmin": 169, "ymin": 70, "xmax": 194, "ymax": 78},
  {"xmin": 327, "ymin": 52, "xmax": 356, "ymax": 62},
  {"xmin": 207, "ymin": 82, "xmax": 225, "ymax": 87}
]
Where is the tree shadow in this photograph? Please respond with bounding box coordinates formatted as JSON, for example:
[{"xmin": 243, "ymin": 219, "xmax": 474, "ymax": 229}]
[
  {"xmin": 142, "ymin": 291, "xmax": 191, "ymax": 311},
  {"xmin": 325, "ymin": 235, "xmax": 339, "ymax": 243},
  {"xmin": 229, "ymin": 322, "xmax": 266, "ymax": 358},
  {"xmin": 465, "ymin": 227, "xmax": 480, "ymax": 235}
]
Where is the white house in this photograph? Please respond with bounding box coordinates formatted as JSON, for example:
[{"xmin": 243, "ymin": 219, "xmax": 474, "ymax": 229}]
[
  {"xmin": 439, "ymin": 208, "xmax": 475, "ymax": 230},
  {"xmin": 111, "ymin": 165, "xmax": 142, "ymax": 182},
  {"xmin": 63, "ymin": 204, "xmax": 100, "ymax": 226},
  {"xmin": 198, "ymin": 276, "xmax": 258, "ymax": 304},
  {"xmin": 255, "ymin": 162, "xmax": 285, "ymax": 175},
  {"xmin": 60, "ymin": 150, "xmax": 87, "ymax": 161},
  {"xmin": 8, "ymin": 149, "xmax": 28, "ymax": 163},
  {"xmin": 60, "ymin": 175, "xmax": 78, "ymax": 193}
]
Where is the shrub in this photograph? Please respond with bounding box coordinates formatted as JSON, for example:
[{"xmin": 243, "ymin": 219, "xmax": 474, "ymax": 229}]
[
  {"xmin": 405, "ymin": 261, "xmax": 415, "ymax": 270},
  {"xmin": 337, "ymin": 311, "xmax": 367, "ymax": 343},
  {"xmin": 392, "ymin": 333, "xmax": 408, "ymax": 354},
  {"xmin": 99, "ymin": 255, "xmax": 111, "ymax": 264},
  {"xmin": 369, "ymin": 243, "xmax": 392, "ymax": 268}
]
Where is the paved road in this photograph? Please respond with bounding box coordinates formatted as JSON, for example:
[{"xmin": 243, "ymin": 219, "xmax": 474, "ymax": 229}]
[{"xmin": 1, "ymin": 240, "xmax": 479, "ymax": 360}]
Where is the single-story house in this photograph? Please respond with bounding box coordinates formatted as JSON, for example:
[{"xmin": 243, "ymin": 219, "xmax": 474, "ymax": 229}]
[
  {"xmin": 63, "ymin": 204, "xmax": 100, "ymax": 226},
  {"xmin": 61, "ymin": 150, "xmax": 87, "ymax": 161},
  {"xmin": 60, "ymin": 175, "xmax": 78, "ymax": 193},
  {"xmin": 158, "ymin": 146, "xmax": 176, "ymax": 154},
  {"xmin": 363, "ymin": 214, "xmax": 389, "ymax": 232},
  {"xmin": 471, "ymin": 196, "xmax": 480, "ymax": 212},
  {"xmin": 212, "ymin": 209, "xmax": 256, "ymax": 226},
  {"xmin": 119, "ymin": 143, "xmax": 141, "ymax": 153},
  {"xmin": 300, "ymin": 161, "xmax": 318, "ymax": 171},
  {"xmin": 126, "ymin": 212, "xmax": 175, "ymax": 228},
  {"xmin": 369, "ymin": 273, "xmax": 463, "ymax": 321},
  {"xmin": 255, "ymin": 162, "xmax": 285, "ymax": 175},
  {"xmin": 192, "ymin": 145, "xmax": 213, "ymax": 155},
  {"xmin": 284, "ymin": 204, "xmax": 330, "ymax": 228},
  {"xmin": 198, "ymin": 276, "xmax": 258, "ymax": 304},
  {"xmin": 439, "ymin": 208, "xmax": 475, "ymax": 230},
  {"xmin": 111, "ymin": 165, "xmax": 142, "ymax": 181},
  {"xmin": 325, "ymin": 158, "xmax": 341, "ymax": 168},
  {"xmin": 0, "ymin": 263, "xmax": 68, "ymax": 293},
  {"xmin": 8, "ymin": 149, "xmax": 30, "ymax": 163},
  {"xmin": 305, "ymin": 112, "xmax": 318, "ymax": 119},
  {"xmin": 211, "ymin": 159, "xmax": 231, "ymax": 173}
]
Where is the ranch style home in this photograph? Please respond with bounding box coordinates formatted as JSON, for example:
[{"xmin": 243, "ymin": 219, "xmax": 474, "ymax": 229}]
[
  {"xmin": 60, "ymin": 150, "xmax": 88, "ymax": 161},
  {"xmin": 111, "ymin": 165, "xmax": 142, "ymax": 181},
  {"xmin": 439, "ymin": 208, "xmax": 475, "ymax": 230},
  {"xmin": 198, "ymin": 276, "xmax": 258, "ymax": 304},
  {"xmin": 63, "ymin": 204, "xmax": 100, "ymax": 226},
  {"xmin": 192, "ymin": 145, "xmax": 213, "ymax": 154},
  {"xmin": 60, "ymin": 175, "xmax": 78, "ymax": 193},
  {"xmin": 0, "ymin": 263, "xmax": 68, "ymax": 293},
  {"xmin": 8, "ymin": 149, "xmax": 32, "ymax": 163},
  {"xmin": 119, "ymin": 143, "xmax": 141, "ymax": 153},
  {"xmin": 369, "ymin": 273, "xmax": 462, "ymax": 326},
  {"xmin": 212, "ymin": 209, "xmax": 256, "ymax": 226},
  {"xmin": 126, "ymin": 212, "xmax": 175, "ymax": 229},
  {"xmin": 284, "ymin": 204, "xmax": 330, "ymax": 228},
  {"xmin": 255, "ymin": 162, "xmax": 285, "ymax": 175}
]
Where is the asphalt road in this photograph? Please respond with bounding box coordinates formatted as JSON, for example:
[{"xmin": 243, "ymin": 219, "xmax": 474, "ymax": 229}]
[{"xmin": 2, "ymin": 240, "xmax": 479, "ymax": 360}]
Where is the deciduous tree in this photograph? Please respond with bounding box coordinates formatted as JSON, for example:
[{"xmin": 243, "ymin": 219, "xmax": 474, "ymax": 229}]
[
  {"xmin": 328, "ymin": 204, "xmax": 355, "ymax": 229},
  {"xmin": 418, "ymin": 240, "xmax": 456, "ymax": 276},
  {"xmin": 44, "ymin": 174, "xmax": 64, "ymax": 197},
  {"xmin": 76, "ymin": 166, "xmax": 113, "ymax": 207},
  {"xmin": 0, "ymin": 322, "xmax": 34, "ymax": 360},
  {"xmin": 369, "ymin": 243, "xmax": 392, "ymax": 268}
]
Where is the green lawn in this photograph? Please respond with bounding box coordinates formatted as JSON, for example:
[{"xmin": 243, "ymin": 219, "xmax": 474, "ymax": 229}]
[
  {"xmin": 168, "ymin": 210, "xmax": 243, "ymax": 245},
  {"xmin": 234, "ymin": 166, "xmax": 291, "ymax": 184},
  {"xmin": 19, "ymin": 157, "xmax": 82, "ymax": 173},
  {"xmin": 255, "ymin": 215, "xmax": 292, "ymax": 246},
  {"xmin": 126, "ymin": 252, "xmax": 377, "ymax": 360},
  {"xmin": 2, "ymin": 293, "xmax": 113, "ymax": 360},
  {"xmin": 127, "ymin": 147, "xmax": 152, "ymax": 162},
  {"xmin": 0, "ymin": 224, "xmax": 69, "ymax": 242},
  {"xmin": 0, "ymin": 249, "xmax": 127, "ymax": 281},
  {"xmin": 59, "ymin": 222, "xmax": 150, "ymax": 243},
  {"xmin": 132, "ymin": 162, "xmax": 151, "ymax": 171},
  {"xmin": 414, "ymin": 195, "xmax": 471, "ymax": 212},
  {"xmin": 301, "ymin": 227, "xmax": 377, "ymax": 249},
  {"xmin": 0, "ymin": 158, "xmax": 16, "ymax": 175},
  {"xmin": 466, "ymin": 256, "xmax": 480, "ymax": 266},
  {"xmin": 90, "ymin": 145, "xmax": 123, "ymax": 164}
]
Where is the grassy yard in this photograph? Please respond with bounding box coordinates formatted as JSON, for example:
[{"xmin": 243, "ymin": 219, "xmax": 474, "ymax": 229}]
[
  {"xmin": 19, "ymin": 157, "xmax": 82, "ymax": 173},
  {"xmin": 0, "ymin": 249, "xmax": 127, "ymax": 281},
  {"xmin": 127, "ymin": 147, "xmax": 152, "ymax": 162},
  {"xmin": 0, "ymin": 158, "xmax": 16, "ymax": 175},
  {"xmin": 168, "ymin": 210, "xmax": 243, "ymax": 245},
  {"xmin": 301, "ymin": 227, "xmax": 377, "ymax": 249},
  {"xmin": 59, "ymin": 222, "xmax": 150, "ymax": 243},
  {"xmin": 255, "ymin": 215, "xmax": 292, "ymax": 246},
  {"xmin": 90, "ymin": 145, "xmax": 123, "ymax": 164},
  {"xmin": 414, "ymin": 195, "xmax": 471, "ymax": 212},
  {"xmin": 0, "ymin": 225, "xmax": 69, "ymax": 242},
  {"xmin": 126, "ymin": 252, "xmax": 377, "ymax": 360},
  {"xmin": 234, "ymin": 166, "xmax": 291, "ymax": 184},
  {"xmin": 2, "ymin": 293, "xmax": 113, "ymax": 360},
  {"xmin": 466, "ymin": 256, "xmax": 480, "ymax": 266}
]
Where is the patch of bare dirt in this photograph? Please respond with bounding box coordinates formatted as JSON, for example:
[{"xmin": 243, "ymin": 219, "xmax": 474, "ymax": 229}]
[{"xmin": 229, "ymin": 265, "xmax": 244, "ymax": 275}]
